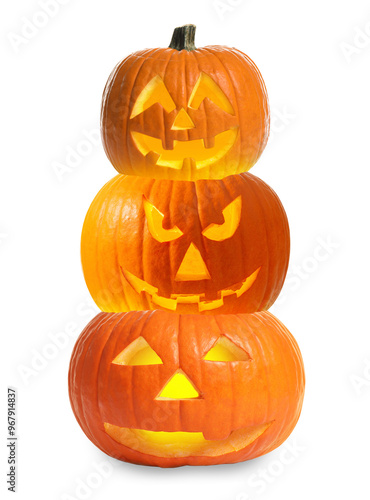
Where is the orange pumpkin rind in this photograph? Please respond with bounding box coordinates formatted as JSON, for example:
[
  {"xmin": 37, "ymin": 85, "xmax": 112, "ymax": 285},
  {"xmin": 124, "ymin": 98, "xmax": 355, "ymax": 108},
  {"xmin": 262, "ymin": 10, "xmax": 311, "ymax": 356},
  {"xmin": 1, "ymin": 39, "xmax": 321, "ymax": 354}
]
[
  {"xmin": 68, "ymin": 310, "xmax": 305, "ymax": 467},
  {"xmin": 101, "ymin": 25, "xmax": 270, "ymax": 181}
]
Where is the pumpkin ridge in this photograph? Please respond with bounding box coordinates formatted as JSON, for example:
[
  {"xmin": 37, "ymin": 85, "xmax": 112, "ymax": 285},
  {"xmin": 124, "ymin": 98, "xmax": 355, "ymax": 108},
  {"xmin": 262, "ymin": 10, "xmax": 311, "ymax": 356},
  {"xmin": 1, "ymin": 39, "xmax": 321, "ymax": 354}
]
[
  {"xmin": 127, "ymin": 49, "xmax": 172, "ymax": 176},
  {"xmin": 69, "ymin": 311, "xmax": 304, "ymax": 466},
  {"xmin": 207, "ymin": 49, "xmax": 242, "ymax": 176},
  {"xmin": 76, "ymin": 313, "xmax": 115, "ymax": 444},
  {"xmin": 104, "ymin": 49, "xmax": 156, "ymax": 169}
]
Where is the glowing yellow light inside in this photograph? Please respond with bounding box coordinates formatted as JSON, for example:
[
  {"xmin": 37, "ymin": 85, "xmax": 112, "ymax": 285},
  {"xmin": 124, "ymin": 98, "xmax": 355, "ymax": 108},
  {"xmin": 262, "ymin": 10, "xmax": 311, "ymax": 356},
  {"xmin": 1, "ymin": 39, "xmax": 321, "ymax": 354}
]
[
  {"xmin": 202, "ymin": 196, "xmax": 242, "ymax": 241},
  {"xmin": 112, "ymin": 337, "xmax": 163, "ymax": 366},
  {"xmin": 175, "ymin": 243, "xmax": 210, "ymax": 281},
  {"xmin": 131, "ymin": 128, "xmax": 238, "ymax": 170},
  {"xmin": 104, "ymin": 422, "xmax": 274, "ymax": 458},
  {"xmin": 157, "ymin": 371, "xmax": 200, "ymax": 399},
  {"xmin": 143, "ymin": 196, "xmax": 183, "ymax": 242},
  {"xmin": 135, "ymin": 429, "xmax": 204, "ymax": 445},
  {"xmin": 203, "ymin": 337, "xmax": 250, "ymax": 362},
  {"xmin": 130, "ymin": 75, "xmax": 176, "ymax": 119},
  {"xmin": 171, "ymin": 108, "xmax": 195, "ymax": 130},
  {"xmin": 188, "ymin": 72, "xmax": 235, "ymax": 115},
  {"xmin": 121, "ymin": 266, "xmax": 260, "ymax": 312}
]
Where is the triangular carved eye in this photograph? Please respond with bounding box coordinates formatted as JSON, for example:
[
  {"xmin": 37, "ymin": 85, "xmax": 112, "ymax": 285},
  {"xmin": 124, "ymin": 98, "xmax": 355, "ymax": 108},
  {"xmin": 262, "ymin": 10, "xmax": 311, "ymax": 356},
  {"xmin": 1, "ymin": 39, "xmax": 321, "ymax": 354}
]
[
  {"xmin": 130, "ymin": 75, "xmax": 176, "ymax": 118},
  {"xmin": 203, "ymin": 337, "xmax": 250, "ymax": 362},
  {"xmin": 112, "ymin": 337, "xmax": 163, "ymax": 366},
  {"xmin": 202, "ymin": 196, "xmax": 242, "ymax": 242},
  {"xmin": 188, "ymin": 72, "xmax": 235, "ymax": 115}
]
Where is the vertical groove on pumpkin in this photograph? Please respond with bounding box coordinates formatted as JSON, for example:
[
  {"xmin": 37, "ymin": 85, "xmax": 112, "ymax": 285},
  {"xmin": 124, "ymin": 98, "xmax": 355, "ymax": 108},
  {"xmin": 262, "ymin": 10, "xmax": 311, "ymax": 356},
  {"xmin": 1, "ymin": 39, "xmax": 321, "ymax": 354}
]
[
  {"xmin": 259, "ymin": 313, "xmax": 279, "ymax": 450},
  {"xmin": 247, "ymin": 174, "xmax": 273, "ymax": 309},
  {"xmin": 213, "ymin": 315, "xmax": 234, "ymax": 435},
  {"xmin": 141, "ymin": 178, "xmax": 156, "ymax": 310},
  {"xmin": 112, "ymin": 177, "xmax": 130, "ymax": 312},
  {"xmin": 191, "ymin": 49, "xmax": 207, "ymax": 180},
  {"xmin": 181, "ymin": 49, "xmax": 190, "ymax": 156},
  {"xmin": 80, "ymin": 313, "xmax": 114, "ymax": 445},
  {"xmin": 268, "ymin": 182, "xmax": 289, "ymax": 308},
  {"xmin": 163, "ymin": 49, "xmax": 179, "ymax": 179},
  {"xmin": 112, "ymin": 313, "xmax": 136, "ymax": 430},
  {"xmin": 196, "ymin": 315, "xmax": 207, "ymax": 432},
  {"xmin": 124, "ymin": 49, "xmax": 164, "ymax": 177},
  {"xmin": 275, "ymin": 314, "xmax": 296, "ymax": 441},
  {"xmin": 231, "ymin": 48, "xmax": 269, "ymax": 167},
  {"xmin": 68, "ymin": 314, "xmax": 93, "ymax": 431},
  {"xmin": 237, "ymin": 313, "xmax": 269, "ymax": 451},
  {"xmin": 271, "ymin": 311, "xmax": 305, "ymax": 426},
  {"xmin": 264, "ymin": 311, "xmax": 304, "ymax": 452},
  {"xmin": 116, "ymin": 49, "xmax": 156, "ymax": 175},
  {"xmin": 209, "ymin": 49, "xmax": 242, "ymax": 176},
  {"xmin": 132, "ymin": 312, "xmax": 154, "ymax": 429},
  {"xmin": 175, "ymin": 314, "xmax": 183, "ymax": 431},
  {"xmin": 94, "ymin": 175, "xmax": 122, "ymax": 312},
  {"xmin": 167, "ymin": 180, "xmax": 175, "ymax": 296},
  {"xmin": 224, "ymin": 174, "xmax": 245, "ymax": 308},
  {"xmin": 100, "ymin": 58, "xmax": 122, "ymax": 167}
]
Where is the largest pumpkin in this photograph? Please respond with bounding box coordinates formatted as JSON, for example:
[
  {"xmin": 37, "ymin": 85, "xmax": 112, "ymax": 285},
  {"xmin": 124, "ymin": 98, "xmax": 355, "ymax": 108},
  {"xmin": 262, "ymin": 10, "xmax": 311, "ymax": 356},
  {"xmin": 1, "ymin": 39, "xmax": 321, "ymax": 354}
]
[
  {"xmin": 69, "ymin": 310, "xmax": 305, "ymax": 467},
  {"xmin": 101, "ymin": 25, "xmax": 270, "ymax": 181},
  {"xmin": 81, "ymin": 173, "xmax": 289, "ymax": 315}
]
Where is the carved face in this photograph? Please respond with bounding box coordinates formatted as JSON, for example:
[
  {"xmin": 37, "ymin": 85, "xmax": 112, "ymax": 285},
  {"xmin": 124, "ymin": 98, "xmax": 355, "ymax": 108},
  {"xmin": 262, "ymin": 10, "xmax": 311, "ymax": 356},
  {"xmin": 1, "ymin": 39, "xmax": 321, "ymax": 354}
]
[
  {"xmin": 101, "ymin": 47, "xmax": 270, "ymax": 180},
  {"xmin": 81, "ymin": 173, "xmax": 289, "ymax": 314},
  {"xmin": 68, "ymin": 310, "xmax": 305, "ymax": 467},
  {"xmin": 130, "ymin": 73, "xmax": 238, "ymax": 173}
]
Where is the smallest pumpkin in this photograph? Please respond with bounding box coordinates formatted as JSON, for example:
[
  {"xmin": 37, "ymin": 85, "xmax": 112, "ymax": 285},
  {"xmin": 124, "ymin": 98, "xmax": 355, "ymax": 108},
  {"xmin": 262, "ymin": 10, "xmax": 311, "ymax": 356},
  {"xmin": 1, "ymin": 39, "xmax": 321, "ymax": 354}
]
[{"xmin": 101, "ymin": 25, "xmax": 270, "ymax": 181}]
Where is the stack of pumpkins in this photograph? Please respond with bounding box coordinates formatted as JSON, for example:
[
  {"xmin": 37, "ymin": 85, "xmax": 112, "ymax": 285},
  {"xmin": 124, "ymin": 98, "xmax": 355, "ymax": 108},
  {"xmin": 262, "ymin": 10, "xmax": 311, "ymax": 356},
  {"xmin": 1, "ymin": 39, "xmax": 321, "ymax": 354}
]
[{"xmin": 69, "ymin": 25, "xmax": 305, "ymax": 468}]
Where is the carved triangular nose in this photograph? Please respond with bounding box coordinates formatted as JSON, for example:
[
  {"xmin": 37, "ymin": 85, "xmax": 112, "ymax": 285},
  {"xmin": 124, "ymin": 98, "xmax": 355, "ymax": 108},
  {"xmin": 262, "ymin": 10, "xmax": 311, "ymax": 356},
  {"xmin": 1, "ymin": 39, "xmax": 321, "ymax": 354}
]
[
  {"xmin": 175, "ymin": 243, "xmax": 210, "ymax": 281},
  {"xmin": 156, "ymin": 370, "xmax": 200, "ymax": 399},
  {"xmin": 171, "ymin": 108, "xmax": 195, "ymax": 130}
]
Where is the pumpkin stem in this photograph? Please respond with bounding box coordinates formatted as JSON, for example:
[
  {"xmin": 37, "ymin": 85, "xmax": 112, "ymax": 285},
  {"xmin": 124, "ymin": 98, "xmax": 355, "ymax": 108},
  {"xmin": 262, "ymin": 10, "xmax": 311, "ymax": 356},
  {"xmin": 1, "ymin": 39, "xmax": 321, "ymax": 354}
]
[{"xmin": 169, "ymin": 25, "xmax": 196, "ymax": 51}]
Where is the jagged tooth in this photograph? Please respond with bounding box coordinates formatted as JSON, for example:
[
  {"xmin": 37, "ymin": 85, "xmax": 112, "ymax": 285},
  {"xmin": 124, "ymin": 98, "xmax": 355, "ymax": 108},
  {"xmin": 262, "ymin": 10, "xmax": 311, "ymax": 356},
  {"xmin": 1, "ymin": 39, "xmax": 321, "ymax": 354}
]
[
  {"xmin": 151, "ymin": 294, "xmax": 177, "ymax": 311},
  {"xmin": 165, "ymin": 137, "xmax": 175, "ymax": 150},
  {"xmin": 172, "ymin": 295, "xmax": 201, "ymax": 304},
  {"xmin": 221, "ymin": 288, "xmax": 235, "ymax": 298},
  {"xmin": 198, "ymin": 298, "xmax": 224, "ymax": 312},
  {"xmin": 203, "ymin": 136, "xmax": 215, "ymax": 149},
  {"xmin": 147, "ymin": 150, "xmax": 160, "ymax": 162}
]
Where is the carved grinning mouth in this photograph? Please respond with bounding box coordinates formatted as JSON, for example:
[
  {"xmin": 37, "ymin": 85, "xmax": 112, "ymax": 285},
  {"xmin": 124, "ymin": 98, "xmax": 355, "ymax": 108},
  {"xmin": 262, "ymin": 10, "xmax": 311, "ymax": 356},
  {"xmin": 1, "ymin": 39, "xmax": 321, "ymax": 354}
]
[
  {"xmin": 104, "ymin": 421, "xmax": 273, "ymax": 458},
  {"xmin": 120, "ymin": 267, "xmax": 260, "ymax": 312},
  {"xmin": 131, "ymin": 128, "xmax": 238, "ymax": 170}
]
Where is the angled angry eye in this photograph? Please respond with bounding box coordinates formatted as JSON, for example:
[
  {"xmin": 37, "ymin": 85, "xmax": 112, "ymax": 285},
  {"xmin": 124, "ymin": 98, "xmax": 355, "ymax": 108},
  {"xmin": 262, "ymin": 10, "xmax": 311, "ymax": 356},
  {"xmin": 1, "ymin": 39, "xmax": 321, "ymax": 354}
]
[
  {"xmin": 130, "ymin": 76, "xmax": 176, "ymax": 119},
  {"xmin": 112, "ymin": 337, "xmax": 163, "ymax": 366},
  {"xmin": 143, "ymin": 196, "xmax": 183, "ymax": 243},
  {"xmin": 203, "ymin": 336, "xmax": 250, "ymax": 362},
  {"xmin": 188, "ymin": 72, "xmax": 235, "ymax": 115},
  {"xmin": 202, "ymin": 196, "xmax": 242, "ymax": 241}
]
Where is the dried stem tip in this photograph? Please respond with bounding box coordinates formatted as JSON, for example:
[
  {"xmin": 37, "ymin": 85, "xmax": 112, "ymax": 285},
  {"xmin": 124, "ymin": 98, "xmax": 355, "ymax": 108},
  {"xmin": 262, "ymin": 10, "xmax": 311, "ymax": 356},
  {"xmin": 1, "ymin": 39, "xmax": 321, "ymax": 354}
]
[{"xmin": 169, "ymin": 25, "xmax": 197, "ymax": 51}]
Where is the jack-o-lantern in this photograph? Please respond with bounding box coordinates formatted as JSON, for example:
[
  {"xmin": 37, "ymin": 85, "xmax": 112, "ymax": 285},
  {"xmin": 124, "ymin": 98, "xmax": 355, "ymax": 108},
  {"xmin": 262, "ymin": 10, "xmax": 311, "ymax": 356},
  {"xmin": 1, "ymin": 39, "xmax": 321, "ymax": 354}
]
[
  {"xmin": 81, "ymin": 173, "xmax": 289, "ymax": 315},
  {"xmin": 101, "ymin": 25, "xmax": 270, "ymax": 181},
  {"xmin": 68, "ymin": 310, "xmax": 305, "ymax": 467}
]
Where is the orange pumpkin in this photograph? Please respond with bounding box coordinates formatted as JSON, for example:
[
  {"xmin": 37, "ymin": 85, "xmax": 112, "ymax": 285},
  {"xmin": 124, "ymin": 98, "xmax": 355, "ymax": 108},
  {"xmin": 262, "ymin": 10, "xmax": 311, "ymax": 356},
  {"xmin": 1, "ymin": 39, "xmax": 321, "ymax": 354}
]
[
  {"xmin": 101, "ymin": 25, "xmax": 270, "ymax": 181},
  {"xmin": 81, "ymin": 173, "xmax": 289, "ymax": 315},
  {"xmin": 68, "ymin": 310, "xmax": 305, "ymax": 467}
]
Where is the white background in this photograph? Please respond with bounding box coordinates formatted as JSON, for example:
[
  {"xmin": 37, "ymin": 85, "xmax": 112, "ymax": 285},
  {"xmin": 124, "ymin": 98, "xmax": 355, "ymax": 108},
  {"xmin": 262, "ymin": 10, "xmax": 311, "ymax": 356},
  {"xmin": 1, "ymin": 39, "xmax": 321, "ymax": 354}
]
[{"xmin": 1, "ymin": 0, "xmax": 370, "ymax": 498}]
